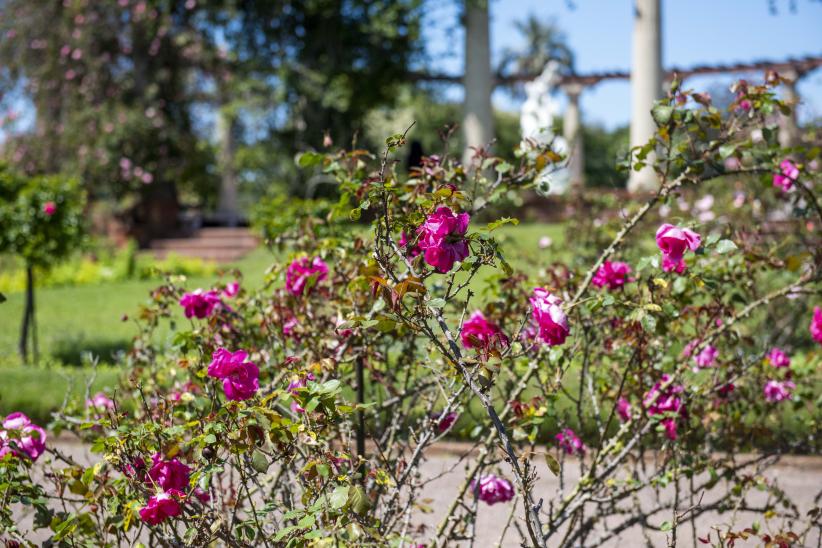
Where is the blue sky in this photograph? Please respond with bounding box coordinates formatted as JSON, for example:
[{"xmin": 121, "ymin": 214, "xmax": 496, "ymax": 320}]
[{"xmin": 422, "ymin": 0, "xmax": 822, "ymax": 129}]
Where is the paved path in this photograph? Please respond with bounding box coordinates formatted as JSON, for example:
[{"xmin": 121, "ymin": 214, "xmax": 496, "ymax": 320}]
[
  {"xmin": 414, "ymin": 447, "xmax": 822, "ymax": 546},
  {"xmin": 10, "ymin": 438, "xmax": 822, "ymax": 546}
]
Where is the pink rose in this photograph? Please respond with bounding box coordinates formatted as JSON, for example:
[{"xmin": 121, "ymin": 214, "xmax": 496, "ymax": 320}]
[
  {"xmin": 287, "ymin": 373, "xmax": 315, "ymax": 394},
  {"xmin": 591, "ymin": 260, "xmax": 632, "ymax": 290},
  {"xmin": 717, "ymin": 383, "xmax": 735, "ymax": 399},
  {"xmin": 643, "ymin": 375, "xmax": 685, "ymax": 441},
  {"xmin": 139, "ymin": 491, "xmax": 182, "ymax": 525},
  {"xmin": 655, "ymin": 224, "xmax": 701, "ymax": 274},
  {"xmin": 0, "ymin": 412, "xmax": 47, "ymax": 461},
  {"xmin": 460, "ymin": 311, "xmax": 508, "ymax": 355},
  {"xmin": 223, "ymin": 281, "xmax": 240, "ymax": 297},
  {"xmin": 283, "ymin": 316, "xmax": 299, "ymax": 338},
  {"xmin": 555, "ymin": 428, "xmax": 586, "ymax": 455},
  {"xmin": 691, "ymin": 92, "xmax": 712, "ymax": 107},
  {"xmin": 179, "ymin": 289, "xmax": 221, "ymax": 319},
  {"xmin": 661, "ymin": 418, "xmax": 679, "ymax": 440},
  {"xmin": 85, "ymin": 392, "xmax": 114, "ymax": 411},
  {"xmin": 42, "ymin": 201, "xmax": 57, "ymax": 216},
  {"xmin": 736, "ymin": 92, "xmax": 752, "ymax": 112},
  {"xmin": 287, "ymin": 373, "xmax": 316, "ymax": 414},
  {"xmin": 417, "ymin": 207, "xmax": 470, "ymax": 273},
  {"xmin": 811, "ymin": 306, "xmax": 822, "ymax": 345},
  {"xmin": 147, "ymin": 453, "xmax": 191, "ymax": 492},
  {"xmin": 529, "ymin": 288, "xmax": 569, "ymax": 346},
  {"xmin": 207, "ymin": 348, "xmax": 259, "ymax": 401},
  {"xmin": 433, "ymin": 411, "xmax": 458, "ymax": 433},
  {"xmin": 766, "ymin": 347, "xmax": 791, "ymax": 368},
  {"xmin": 285, "ymin": 257, "xmax": 329, "ymax": 296},
  {"xmin": 693, "ymin": 345, "xmax": 718, "ymax": 370},
  {"xmin": 773, "ymin": 159, "xmax": 799, "ymax": 192},
  {"xmin": 616, "ymin": 398, "xmax": 632, "ymax": 422},
  {"xmin": 763, "ymin": 380, "xmax": 795, "ymax": 403},
  {"xmin": 472, "ymin": 474, "xmax": 514, "ymax": 505},
  {"xmin": 398, "ymin": 230, "xmax": 421, "ymax": 257},
  {"xmin": 123, "ymin": 456, "xmax": 146, "ymax": 479},
  {"xmin": 169, "ymin": 381, "xmax": 199, "ymax": 403},
  {"xmin": 193, "ymin": 487, "xmax": 210, "ymax": 504}
]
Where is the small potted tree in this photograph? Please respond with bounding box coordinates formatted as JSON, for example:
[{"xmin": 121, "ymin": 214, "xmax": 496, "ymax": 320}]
[{"xmin": 0, "ymin": 166, "xmax": 85, "ymax": 363}]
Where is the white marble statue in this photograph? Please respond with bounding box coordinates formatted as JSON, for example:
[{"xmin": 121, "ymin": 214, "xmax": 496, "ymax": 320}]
[{"xmin": 520, "ymin": 60, "xmax": 570, "ymax": 194}]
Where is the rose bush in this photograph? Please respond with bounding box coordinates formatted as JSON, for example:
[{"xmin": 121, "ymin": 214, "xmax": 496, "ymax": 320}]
[{"xmin": 1, "ymin": 75, "xmax": 820, "ymax": 546}]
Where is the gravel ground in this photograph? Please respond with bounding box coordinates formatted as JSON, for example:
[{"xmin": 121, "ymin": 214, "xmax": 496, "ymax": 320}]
[{"xmin": 9, "ymin": 438, "xmax": 822, "ymax": 546}]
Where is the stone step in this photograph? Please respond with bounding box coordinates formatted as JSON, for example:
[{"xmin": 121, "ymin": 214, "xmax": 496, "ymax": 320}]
[
  {"xmin": 151, "ymin": 238, "xmax": 258, "ymax": 250},
  {"xmin": 148, "ymin": 227, "xmax": 260, "ymax": 263},
  {"xmin": 193, "ymin": 227, "xmax": 259, "ymax": 239},
  {"xmin": 152, "ymin": 248, "xmax": 252, "ymax": 263}
]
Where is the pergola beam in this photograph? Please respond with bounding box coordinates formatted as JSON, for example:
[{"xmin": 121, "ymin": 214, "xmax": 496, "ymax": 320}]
[{"xmin": 411, "ymin": 55, "xmax": 822, "ymax": 89}]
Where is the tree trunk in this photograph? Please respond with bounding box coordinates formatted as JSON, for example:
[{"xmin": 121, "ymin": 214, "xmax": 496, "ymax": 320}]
[
  {"xmin": 18, "ymin": 266, "xmax": 37, "ymax": 364},
  {"xmin": 462, "ymin": 0, "xmax": 494, "ymax": 167},
  {"xmin": 133, "ymin": 181, "xmax": 180, "ymax": 244},
  {"xmin": 217, "ymin": 107, "xmax": 240, "ymax": 227}
]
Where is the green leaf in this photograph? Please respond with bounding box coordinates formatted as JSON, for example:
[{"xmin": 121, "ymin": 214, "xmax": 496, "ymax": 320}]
[
  {"xmin": 273, "ymin": 525, "xmax": 297, "ymax": 541},
  {"xmin": 715, "ymin": 239, "xmax": 737, "ymax": 254},
  {"xmin": 660, "ymin": 521, "xmax": 672, "ymax": 532},
  {"xmin": 282, "ymin": 509, "xmax": 303, "ymax": 520},
  {"xmin": 486, "ymin": 217, "xmax": 519, "ymax": 232},
  {"xmin": 348, "ymin": 485, "xmax": 371, "ymax": 515},
  {"xmin": 203, "ymin": 434, "xmax": 217, "ymax": 445},
  {"xmin": 544, "ymin": 453, "xmax": 560, "ymax": 476},
  {"xmin": 319, "ymin": 380, "xmax": 341, "ymax": 393},
  {"xmin": 672, "ymin": 277, "xmax": 688, "ymax": 295},
  {"xmin": 718, "ymin": 143, "xmax": 737, "ymax": 160},
  {"xmin": 497, "ymin": 252, "xmax": 514, "ymax": 276},
  {"xmin": 651, "ymin": 105, "xmax": 674, "ymax": 125},
  {"xmin": 641, "ymin": 314, "xmax": 657, "ymax": 333},
  {"xmin": 427, "ymin": 298, "xmax": 446, "ymax": 309},
  {"xmin": 495, "ymin": 161, "xmax": 513, "ymax": 174},
  {"xmin": 296, "ymin": 151, "xmax": 324, "ymax": 168},
  {"xmin": 251, "ymin": 450, "xmax": 269, "ymax": 473},
  {"xmin": 385, "ymin": 133, "xmax": 404, "ymax": 146},
  {"xmin": 330, "ymin": 485, "xmax": 349, "ymax": 510}
]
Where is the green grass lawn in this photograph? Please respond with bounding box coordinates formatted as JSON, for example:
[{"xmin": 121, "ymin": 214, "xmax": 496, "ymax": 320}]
[
  {"xmin": 0, "ymin": 246, "xmax": 280, "ymax": 422},
  {"xmin": 0, "ymin": 224, "xmax": 566, "ymax": 423},
  {"xmin": 0, "ymin": 247, "xmax": 278, "ymax": 365}
]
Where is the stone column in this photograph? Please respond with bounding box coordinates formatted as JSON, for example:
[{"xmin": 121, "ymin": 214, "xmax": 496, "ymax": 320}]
[
  {"xmin": 563, "ymin": 83, "xmax": 585, "ymax": 190},
  {"xmin": 462, "ymin": 0, "xmax": 494, "ymax": 168},
  {"xmin": 778, "ymin": 69, "xmax": 801, "ymax": 148},
  {"xmin": 627, "ymin": 0, "xmax": 663, "ymax": 193}
]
